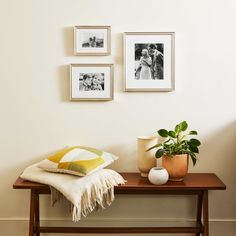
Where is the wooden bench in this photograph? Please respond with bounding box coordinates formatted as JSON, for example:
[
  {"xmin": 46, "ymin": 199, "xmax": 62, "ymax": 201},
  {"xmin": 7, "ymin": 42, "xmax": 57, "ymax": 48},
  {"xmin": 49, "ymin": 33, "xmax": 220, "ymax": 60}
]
[{"xmin": 13, "ymin": 173, "xmax": 226, "ymax": 236}]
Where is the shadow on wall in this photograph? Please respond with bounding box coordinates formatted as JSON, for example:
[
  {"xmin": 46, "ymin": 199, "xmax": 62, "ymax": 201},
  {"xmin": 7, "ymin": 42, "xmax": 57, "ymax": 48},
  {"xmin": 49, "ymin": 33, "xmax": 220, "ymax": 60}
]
[
  {"xmin": 197, "ymin": 121, "xmax": 236, "ymax": 219},
  {"xmin": 197, "ymin": 121, "xmax": 236, "ymax": 180},
  {"xmin": 57, "ymin": 64, "xmax": 70, "ymax": 102},
  {"xmin": 5, "ymin": 148, "xmax": 66, "ymax": 185},
  {"xmin": 57, "ymin": 27, "xmax": 74, "ymax": 102},
  {"xmin": 113, "ymin": 32, "xmax": 123, "ymax": 65},
  {"xmin": 105, "ymin": 143, "xmax": 137, "ymax": 173},
  {"xmin": 62, "ymin": 26, "xmax": 74, "ymax": 56}
]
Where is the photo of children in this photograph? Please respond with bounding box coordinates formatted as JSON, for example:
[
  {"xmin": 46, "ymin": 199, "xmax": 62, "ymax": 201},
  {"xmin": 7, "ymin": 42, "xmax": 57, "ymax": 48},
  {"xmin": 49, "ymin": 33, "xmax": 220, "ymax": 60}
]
[
  {"xmin": 79, "ymin": 73, "xmax": 105, "ymax": 91},
  {"xmin": 135, "ymin": 43, "xmax": 164, "ymax": 80}
]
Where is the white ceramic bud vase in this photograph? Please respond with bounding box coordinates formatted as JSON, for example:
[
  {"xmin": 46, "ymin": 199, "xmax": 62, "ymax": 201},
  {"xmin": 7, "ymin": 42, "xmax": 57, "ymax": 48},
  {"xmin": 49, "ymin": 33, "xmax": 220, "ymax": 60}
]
[
  {"xmin": 148, "ymin": 167, "xmax": 169, "ymax": 185},
  {"xmin": 137, "ymin": 136, "xmax": 157, "ymax": 177}
]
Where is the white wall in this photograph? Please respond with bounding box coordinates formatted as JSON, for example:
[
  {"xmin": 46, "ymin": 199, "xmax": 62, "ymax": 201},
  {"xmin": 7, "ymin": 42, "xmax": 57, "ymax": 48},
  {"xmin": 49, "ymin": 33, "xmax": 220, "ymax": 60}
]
[{"xmin": 0, "ymin": 0, "xmax": 236, "ymax": 235}]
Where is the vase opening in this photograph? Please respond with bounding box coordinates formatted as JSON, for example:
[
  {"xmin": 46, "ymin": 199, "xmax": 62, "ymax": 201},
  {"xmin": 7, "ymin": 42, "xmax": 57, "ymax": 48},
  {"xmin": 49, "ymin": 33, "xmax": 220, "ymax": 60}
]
[
  {"xmin": 137, "ymin": 136, "xmax": 157, "ymax": 140},
  {"xmin": 152, "ymin": 167, "xmax": 164, "ymax": 171}
]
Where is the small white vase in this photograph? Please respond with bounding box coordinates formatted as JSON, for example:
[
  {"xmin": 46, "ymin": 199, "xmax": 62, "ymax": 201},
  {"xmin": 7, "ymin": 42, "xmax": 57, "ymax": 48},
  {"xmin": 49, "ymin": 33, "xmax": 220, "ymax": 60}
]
[{"xmin": 148, "ymin": 167, "xmax": 169, "ymax": 185}]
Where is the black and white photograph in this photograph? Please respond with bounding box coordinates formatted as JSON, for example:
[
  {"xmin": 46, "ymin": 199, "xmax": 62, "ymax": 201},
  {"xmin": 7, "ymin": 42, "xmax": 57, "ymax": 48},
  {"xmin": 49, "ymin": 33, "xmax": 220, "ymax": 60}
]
[
  {"xmin": 70, "ymin": 64, "xmax": 113, "ymax": 101},
  {"xmin": 79, "ymin": 73, "xmax": 105, "ymax": 91},
  {"xmin": 82, "ymin": 33, "xmax": 104, "ymax": 48},
  {"xmin": 135, "ymin": 43, "xmax": 164, "ymax": 80},
  {"xmin": 124, "ymin": 32, "xmax": 175, "ymax": 91},
  {"xmin": 74, "ymin": 26, "xmax": 111, "ymax": 55}
]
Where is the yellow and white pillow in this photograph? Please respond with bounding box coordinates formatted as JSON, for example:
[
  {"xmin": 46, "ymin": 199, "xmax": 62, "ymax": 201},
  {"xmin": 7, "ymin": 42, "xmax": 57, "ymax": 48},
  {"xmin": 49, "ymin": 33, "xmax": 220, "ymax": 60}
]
[{"xmin": 38, "ymin": 146, "xmax": 118, "ymax": 176}]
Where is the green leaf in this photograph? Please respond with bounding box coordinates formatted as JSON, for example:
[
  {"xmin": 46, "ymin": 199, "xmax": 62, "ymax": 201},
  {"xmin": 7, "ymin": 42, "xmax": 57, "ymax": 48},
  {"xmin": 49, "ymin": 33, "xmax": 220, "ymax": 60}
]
[
  {"xmin": 189, "ymin": 145, "xmax": 199, "ymax": 153},
  {"xmin": 146, "ymin": 143, "xmax": 162, "ymax": 152},
  {"xmin": 190, "ymin": 153, "xmax": 197, "ymax": 166},
  {"xmin": 189, "ymin": 130, "xmax": 198, "ymax": 135},
  {"xmin": 189, "ymin": 138, "xmax": 201, "ymax": 146},
  {"xmin": 179, "ymin": 121, "xmax": 188, "ymax": 132},
  {"xmin": 175, "ymin": 124, "xmax": 180, "ymax": 133},
  {"xmin": 168, "ymin": 130, "xmax": 176, "ymax": 138},
  {"xmin": 155, "ymin": 149, "xmax": 164, "ymax": 158},
  {"xmin": 158, "ymin": 129, "xmax": 169, "ymax": 137},
  {"xmin": 180, "ymin": 140, "xmax": 188, "ymax": 145}
]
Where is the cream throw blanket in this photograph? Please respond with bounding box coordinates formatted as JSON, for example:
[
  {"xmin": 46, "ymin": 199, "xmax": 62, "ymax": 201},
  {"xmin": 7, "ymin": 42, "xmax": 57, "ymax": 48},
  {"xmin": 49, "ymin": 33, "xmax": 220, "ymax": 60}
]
[{"xmin": 21, "ymin": 164, "xmax": 125, "ymax": 222}]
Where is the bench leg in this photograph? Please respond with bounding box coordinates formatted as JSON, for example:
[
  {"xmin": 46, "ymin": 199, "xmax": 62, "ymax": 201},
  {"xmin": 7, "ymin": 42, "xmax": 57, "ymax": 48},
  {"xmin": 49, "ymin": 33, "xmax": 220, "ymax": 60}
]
[
  {"xmin": 196, "ymin": 192, "xmax": 203, "ymax": 236},
  {"xmin": 29, "ymin": 190, "xmax": 36, "ymax": 236},
  {"xmin": 29, "ymin": 190, "xmax": 40, "ymax": 236},
  {"xmin": 35, "ymin": 192, "xmax": 40, "ymax": 236},
  {"xmin": 202, "ymin": 190, "xmax": 209, "ymax": 236}
]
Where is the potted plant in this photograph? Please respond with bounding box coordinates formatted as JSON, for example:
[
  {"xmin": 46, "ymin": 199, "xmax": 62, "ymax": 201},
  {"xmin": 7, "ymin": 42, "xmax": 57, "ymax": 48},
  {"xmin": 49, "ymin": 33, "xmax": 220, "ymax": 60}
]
[{"xmin": 147, "ymin": 121, "xmax": 201, "ymax": 181}]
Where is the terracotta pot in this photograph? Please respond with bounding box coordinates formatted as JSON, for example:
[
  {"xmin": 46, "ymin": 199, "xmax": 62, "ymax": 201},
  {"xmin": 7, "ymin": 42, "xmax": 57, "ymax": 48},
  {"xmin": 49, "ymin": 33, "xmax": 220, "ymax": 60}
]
[
  {"xmin": 162, "ymin": 154, "xmax": 189, "ymax": 181},
  {"xmin": 137, "ymin": 136, "xmax": 157, "ymax": 177}
]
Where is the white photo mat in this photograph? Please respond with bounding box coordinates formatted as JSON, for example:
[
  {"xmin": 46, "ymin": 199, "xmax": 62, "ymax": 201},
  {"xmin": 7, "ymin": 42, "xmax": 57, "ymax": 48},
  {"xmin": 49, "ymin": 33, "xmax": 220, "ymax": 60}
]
[
  {"xmin": 124, "ymin": 32, "xmax": 175, "ymax": 91},
  {"xmin": 70, "ymin": 64, "xmax": 113, "ymax": 101}
]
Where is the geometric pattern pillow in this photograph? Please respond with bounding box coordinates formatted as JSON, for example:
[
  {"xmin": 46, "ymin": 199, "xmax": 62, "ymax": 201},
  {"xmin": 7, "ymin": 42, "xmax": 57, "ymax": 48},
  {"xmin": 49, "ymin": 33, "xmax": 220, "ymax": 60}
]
[{"xmin": 38, "ymin": 146, "xmax": 118, "ymax": 177}]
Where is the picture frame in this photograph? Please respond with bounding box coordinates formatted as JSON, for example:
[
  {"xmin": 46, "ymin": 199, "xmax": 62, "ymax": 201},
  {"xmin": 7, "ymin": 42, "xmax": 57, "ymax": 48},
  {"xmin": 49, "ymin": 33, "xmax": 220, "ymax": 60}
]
[
  {"xmin": 74, "ymin": 26, "xmax": 111, "ymax": 56},
  {"xmin": 70, "ymin": 64, "xmax": 114, "ymax": 101},
  {"xmin": 123, "ymin": 32, "xmax": 175, "ymax": 91}
]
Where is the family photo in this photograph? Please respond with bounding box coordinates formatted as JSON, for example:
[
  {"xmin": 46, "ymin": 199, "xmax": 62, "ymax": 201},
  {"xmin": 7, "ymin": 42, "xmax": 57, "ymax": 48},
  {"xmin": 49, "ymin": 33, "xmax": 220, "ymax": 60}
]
[
  {"xmin": 78, "ymin": 73, "xmax": 105, "ymax": 91},
  {"xmin": 82, "ymin": 32, "xmax": 104, "ymax": 48},
  {"xmin": 135, "ymin": 43, "xmax": 164, "ymax": 80}
]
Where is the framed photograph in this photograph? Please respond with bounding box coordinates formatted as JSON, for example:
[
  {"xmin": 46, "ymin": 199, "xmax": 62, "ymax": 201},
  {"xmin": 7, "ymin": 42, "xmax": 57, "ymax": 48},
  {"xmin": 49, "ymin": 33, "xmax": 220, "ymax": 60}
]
[
  {"xmin": 74, "ymin": 26, "xmax": 111, "ymax": 56},
  {"xmin": 123, "ymin": 32, "xmax": 175, "ymax": 91},
  {"xmin": 70, "ymin": 64, "xmax": 113, "ymax": 101}
]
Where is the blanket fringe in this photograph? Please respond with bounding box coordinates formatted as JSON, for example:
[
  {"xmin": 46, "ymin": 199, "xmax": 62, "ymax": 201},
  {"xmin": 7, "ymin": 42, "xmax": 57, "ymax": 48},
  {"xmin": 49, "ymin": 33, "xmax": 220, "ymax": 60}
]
[
  {"xmin": 50, "ymin": 171, "xmax": 125, "ymax": 222},
  {"xmin": 50, "ymin": 187, "xmax": 63, "ymax": 206}
]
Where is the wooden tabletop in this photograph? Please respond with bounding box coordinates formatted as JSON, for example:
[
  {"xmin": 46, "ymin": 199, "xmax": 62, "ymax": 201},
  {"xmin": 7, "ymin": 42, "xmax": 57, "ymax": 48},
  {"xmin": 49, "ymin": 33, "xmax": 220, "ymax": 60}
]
[{"xmin": 13, "ymin": 173, "xmax": 226, "ymax": 193}]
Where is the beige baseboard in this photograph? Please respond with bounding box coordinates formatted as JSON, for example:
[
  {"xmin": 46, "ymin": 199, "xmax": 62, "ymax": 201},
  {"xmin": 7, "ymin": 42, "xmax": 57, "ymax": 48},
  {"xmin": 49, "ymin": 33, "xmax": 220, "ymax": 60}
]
[{"xmin": 0, "ymin": 217, "xmax": 235, "ymax": 236}]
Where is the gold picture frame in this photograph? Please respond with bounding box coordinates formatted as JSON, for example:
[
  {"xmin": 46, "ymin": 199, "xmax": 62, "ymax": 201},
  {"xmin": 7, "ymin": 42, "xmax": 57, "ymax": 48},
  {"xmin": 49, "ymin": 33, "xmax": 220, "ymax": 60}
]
[
  {"xmin": 74, "ymin": 26, "xmax": 111, "ymax": 56},
  {"xmin": 123, "ymin": 32, "xmax": 175, "ymax": 92},
  {"xmin": 70, "ymin": 64, "xmax": 114, "ymax": 101}
]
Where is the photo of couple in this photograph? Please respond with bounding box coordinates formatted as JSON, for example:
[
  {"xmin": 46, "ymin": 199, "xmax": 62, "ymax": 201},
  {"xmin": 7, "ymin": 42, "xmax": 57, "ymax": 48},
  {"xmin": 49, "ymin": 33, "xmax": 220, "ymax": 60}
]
[
  {"xmin": 135, "ymin": 43, "xmax": 164, "ymax": 80},
  {"xmin": 79, "ymin": 73, "xmax": 105, "ymax": 91}
]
